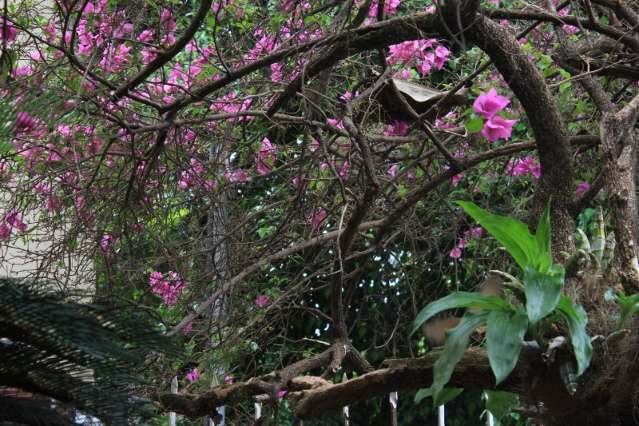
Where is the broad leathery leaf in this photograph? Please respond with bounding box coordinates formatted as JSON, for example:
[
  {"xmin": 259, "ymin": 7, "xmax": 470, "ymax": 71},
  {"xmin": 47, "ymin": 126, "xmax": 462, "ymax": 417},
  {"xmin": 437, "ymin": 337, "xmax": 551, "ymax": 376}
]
[
  {"xmin": 534, "ymin": 201, "xmax": 552, "ymax": 272},
  {"xmin": 431, "ymin": 312, "xmax": 488, "ymax": 406},
  {"xmin": 457, "ymin": 201, "xmax": 536, "ymax": 270},
  {"xmin": 414, "ymin": 387, "xmax": 463, "ymax": 404},
  {"xmin": 484, "ymin": 390, "xmax": 519, "ymax": 420},
  {"xmin": 487, "ymin": 309, "xmax": 528, "ymax": 385},
  {"xmin": 524, "ymin": 265, "xmax": 564, "ymax": 323},
  {"xmin": 412, "ymin": 292, "xmax": 510, "ymax": 335},
  {"xmin": 557, "ymin": 296, "xmax": 592, "ymax": 376}
]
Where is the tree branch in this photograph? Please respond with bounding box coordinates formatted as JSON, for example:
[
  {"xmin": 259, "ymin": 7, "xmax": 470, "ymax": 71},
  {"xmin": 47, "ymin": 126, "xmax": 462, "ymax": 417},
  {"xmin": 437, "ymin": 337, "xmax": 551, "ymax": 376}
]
[{"xmin": 113, "ymin": 0, "xmax": 214, "ymax": 99}]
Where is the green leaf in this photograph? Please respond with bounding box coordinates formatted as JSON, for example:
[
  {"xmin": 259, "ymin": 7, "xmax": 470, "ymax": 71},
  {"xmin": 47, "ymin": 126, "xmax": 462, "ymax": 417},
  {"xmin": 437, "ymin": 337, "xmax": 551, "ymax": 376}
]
[
  {"xmin": 0, "ymin": 141, "xmax": 13, "ymax": 154},
  {"xmin": 431, "ymin": 312, "xmax": 488, "ymax": 406},
  {"xmin": 484, "ymin": 390, "xmax": 519, "ymax": 419},
  {"xmin": 534, "ymin": 202, "xmax": 552, "ymax": 272},
  {"xmin": 615, "ymin": 292, "xmax": 639, "ymax": 327},
  {"xmin": 412, "ymin": 292, "xmax": 510, "ymax": 335},
  {"xmin": 457, "ymin": 201, "xmax": 536, "ymax": 270},
  {"xmin": 524, "ymin": 265, "xmax": 564, "ymax": 323},
  {"xmin": 557, "ymin": 296, "xmax": 592, "ymax": 375},
  {"xmin": 487, "ymin": 309, "xmax": 528, "ymax": 384},
  {"xmin": 465, "ymin": 117, "xmax": 484, "ymax": 133},
  {"xmin": 415, "ymin": 387, "xmax": 463, "ymax": 404}
]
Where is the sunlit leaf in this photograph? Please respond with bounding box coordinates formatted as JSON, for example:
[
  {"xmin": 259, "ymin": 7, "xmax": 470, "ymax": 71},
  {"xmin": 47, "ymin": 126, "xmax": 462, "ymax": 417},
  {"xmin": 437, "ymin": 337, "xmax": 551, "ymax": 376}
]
[{"xmin": 457, "ymin": 201, "xmax": 536, "ymax": 270}]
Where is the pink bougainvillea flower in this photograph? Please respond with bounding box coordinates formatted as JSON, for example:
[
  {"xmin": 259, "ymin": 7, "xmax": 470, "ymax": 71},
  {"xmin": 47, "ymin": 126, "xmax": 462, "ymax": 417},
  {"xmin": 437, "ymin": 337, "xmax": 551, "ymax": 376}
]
[
  {"xmin": 149, "ymin": 271, "xmax": 186, "ymax": 305},
  {"xmin": 388, "ymin": 164, "xmax": 399, "ymax": 177},
  {"xmin": 256, "ymin": 137, "xmax": 278, "ymax": 175},
  {"xmin": 0, "ymin": 19, "xmax": 17, "ymax": 43},
  {"xmin": 276, "ymin": 389, "xmax": 288, "ymax": 399},
  {"xmin": 507, "ymin": 156, "xmax": 541, "ymax": 178},
  {"xmin": 181, "ymin": 321, "xmax": 193, "ymax": 334},
  {"xmin": 186, "ymin": 367, "xmax": 200, "ymax": 383},
  {"xmin": 384, "ymin": 121, "xmax": 409, "ymax": 137},
  {"xmin": 14, "ymin": 112, "xmax": 39, "ymax": 133},
  {"xmin": 137, "ymin": 29, "xmax": 154, "ymax": 42},
  {"xmin": 326, "ymin": 118, "xmax": 344, "ymax": 130},
  {"xmin": 337, "ymin": 160, "xmax": 350, "ymax": 179},
  {"xmin": 449, "ymin": 246, "xmax": 462, "ymax": 259},
  {"xmin": 5, "ymin": 212, "xmax": 27, "ymax": 232},
  {"xmin": 340, "ymin": 91, "xmax": 353, "ymax": 102},
  {"xmin": 575, "ymin": 181, "xmax": 590, "ymax": 197},
  {"xmin": 433, "ymin": 45, "xmax": 450, "ymax": 70},
  {"xmin": 473, "ymin": 88, "xmax": 510, "ymax": 119},
  {"xmin": 468, "ymin": 226, "xmax": 483, "ymax": 238},
  {"xmin": 0, "ymin": 223, "xmax": 10, "ymax": 241},
  {"xmin": 309, "ymin": 208, "xmax": 327, "ymax": 232},
  {"xmin": 226, "ymin": 169, "xmax": 249, "ymax": 183},
  {"xmin": 255, "ymin": 294, "xmax": 270, "ymax": 307},
  {"xmin": 481, "ymin": 116, "xmax": 517, "ymax": 142},
  {"xmin": 14, "ymin": 66, "xmax": 34, "ymax": 78},
  {"xmin": 99, "ymin": 234, "xmax": 114, "ymax": 252}
]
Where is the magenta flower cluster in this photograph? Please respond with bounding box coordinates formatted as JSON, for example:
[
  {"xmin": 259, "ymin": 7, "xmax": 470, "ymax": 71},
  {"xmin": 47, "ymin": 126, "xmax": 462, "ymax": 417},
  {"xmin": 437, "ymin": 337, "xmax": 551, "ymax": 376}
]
[
  {"xmin": 387, "ymin": 39, "xmax": 450, "ymax": 76},
  {"xmin": 449, "ymin": 227, "xmax": 483, "ymax": 260},
  {"xmin": 149, "ymin": 271, "xmax": 186, "ymax": 305},
  {"xmin": 0, "ymin": 212, "xmax": 27, "ymax": 241},
  {"xmin": 186, "ymin": 367, "xmax": 200, "ymax": 383},
  {"xmin": 255, "ymin": 137, "xmax": 278, "ymax": 176},
  {"xmin": 472, "ymin": 88, "xmax": 518, "ymax": 142},
  {"xmin": 506, "ymin": 156, "xmax": 541, "ymax": 179}
]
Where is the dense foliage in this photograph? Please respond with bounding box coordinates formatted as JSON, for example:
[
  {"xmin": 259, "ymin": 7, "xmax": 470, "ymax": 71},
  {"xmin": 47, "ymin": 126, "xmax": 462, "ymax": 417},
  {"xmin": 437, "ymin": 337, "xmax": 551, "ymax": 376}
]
[{"xmin": 2, "ymin": 0, "xmax": 639, "ymax": 424}]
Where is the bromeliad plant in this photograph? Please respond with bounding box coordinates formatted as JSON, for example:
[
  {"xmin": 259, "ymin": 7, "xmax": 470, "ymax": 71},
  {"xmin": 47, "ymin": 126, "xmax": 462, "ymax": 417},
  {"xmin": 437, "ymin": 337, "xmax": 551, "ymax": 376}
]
[{"xmin": 412, "ymin": 201, "xmax": 592, "ymax": 405}]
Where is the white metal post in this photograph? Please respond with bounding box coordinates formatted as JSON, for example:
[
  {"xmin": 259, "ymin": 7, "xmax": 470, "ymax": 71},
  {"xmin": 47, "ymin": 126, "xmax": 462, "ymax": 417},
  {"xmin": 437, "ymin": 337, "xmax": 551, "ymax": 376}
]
[{"xmin": 438, "ymin": 405, "xmax": 446, "ymax": 426}]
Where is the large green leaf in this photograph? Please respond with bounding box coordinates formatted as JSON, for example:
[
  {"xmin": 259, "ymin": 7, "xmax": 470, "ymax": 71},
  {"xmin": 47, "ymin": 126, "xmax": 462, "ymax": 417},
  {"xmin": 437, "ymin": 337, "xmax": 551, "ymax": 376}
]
[
  {"xmin": 484, "ymin": 390, "xmax": 519, "ymax": 419},
  {"xmin": 524, "ymin": 265, "xmax": 564, "ymax": 323},
  {"xmin": 486, "ymin": 309, "xmax": 528, "ymax": 384},
  {"xmin": 534, "ymin": 202, "xmax": 552, "ymax": 272},
  {"xmin": 431, "ymin": 312, "xmax": 488, "ymax": 406},
  {"xmin": 457, "ymin": 201, "xmax": 537, "ymax": 270},
  {"xmin": 412, "ymin": 292, "xmax": 510, "ymax": 335},
  {"xmin": 557, "ymin": 296, "xmax": 592, "ymax": 376}
]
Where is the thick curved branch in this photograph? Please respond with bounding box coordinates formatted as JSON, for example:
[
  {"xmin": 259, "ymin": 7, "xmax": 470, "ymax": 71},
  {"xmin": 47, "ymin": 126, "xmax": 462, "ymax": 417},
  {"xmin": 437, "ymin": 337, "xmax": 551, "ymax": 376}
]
[
  {"xmin": 292, "ymin": 347, "xmax": 531, "ymax": 418},
  {"xmin": 462, "ymin": 9, "xmax": 576, "ymax": 251},
  {"xmin": 159, "ymin": 345, "xmax": 337, "ymax": 417},
  {"xmin": 484, "ymin": 9, "xmax": 639, "ymax": 53},
  {"xmin": 162, "ymin": 12, "xmax": 444, "ymax": 113},
  {"xmin": 600, "ymin": 93, "xmax": 639, "ymax": 292}
]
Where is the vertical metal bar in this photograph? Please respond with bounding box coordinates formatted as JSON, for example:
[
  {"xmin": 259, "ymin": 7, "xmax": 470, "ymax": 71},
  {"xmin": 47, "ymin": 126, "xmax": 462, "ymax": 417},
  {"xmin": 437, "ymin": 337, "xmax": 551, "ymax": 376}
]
[
  {"xmin": 255, "ymin": 402, "xmax": 262, "ymax": 420},
  {"xmin": 438, "ymin": 405, "xmax": 446, "ymax": 426},
  {"xmin": 169, "ymin": 376, "xmax": 178, "ymax": 426},
  {"xmin": 342, "ymin": 373, "xmax": 349, "ymax": 426},
  {"xmin": 487, "ymin": 411, "xmax": 495, "ymax": 426},
  {"xmin": 389, "ymin": 391, "xmax": 398, "ymax": 426}
]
